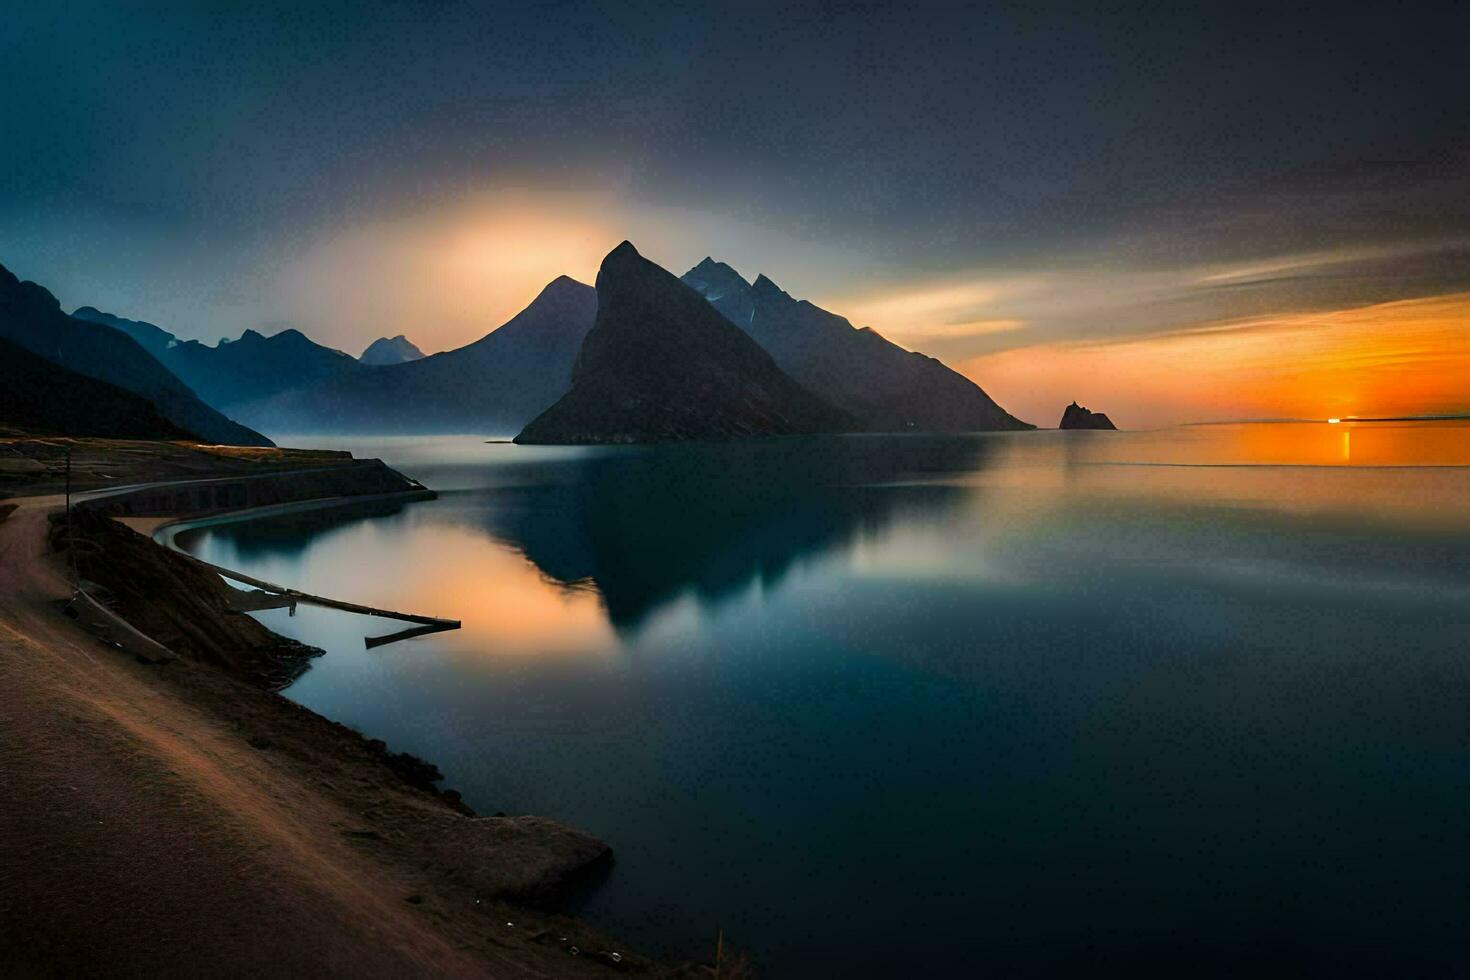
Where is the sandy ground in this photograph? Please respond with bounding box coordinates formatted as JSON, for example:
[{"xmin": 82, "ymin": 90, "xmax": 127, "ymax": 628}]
[{"xmin": 0, "ymin": 498, "xmax": 648, "ymax": 977}]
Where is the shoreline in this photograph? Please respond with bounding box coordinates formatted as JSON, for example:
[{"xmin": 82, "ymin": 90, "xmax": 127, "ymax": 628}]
[
  {"xmin": 138, "ymin": 493, "xmax": 462, "ymax": 639},
  {"xmin": 0, "ymin": 437, "xmax": 675, "ymax": 976}
]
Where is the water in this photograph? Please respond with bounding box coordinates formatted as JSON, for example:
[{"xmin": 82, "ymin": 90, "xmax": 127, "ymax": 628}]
[{"xmin": 175, "ymin": 423, "xmax": 1470, "ymax": 976}]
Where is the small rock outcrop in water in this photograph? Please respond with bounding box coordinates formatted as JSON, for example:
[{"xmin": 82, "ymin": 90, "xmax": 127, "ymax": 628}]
[
  {"xmin": 359, "ymin": 335, "xmax": 425, "ymax": 365},
  {"xmin": 1059, "ymin": 401, "xmax": 1117, "ymax": 430},
  {"xmin": 514, "ymin": 242, "xmax": 854, "ymax": 444}
]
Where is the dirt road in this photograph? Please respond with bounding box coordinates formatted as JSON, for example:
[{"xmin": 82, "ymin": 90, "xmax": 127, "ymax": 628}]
[{"xmin": 0, "ymin": 498, "xmax": 617, "ymax": 977}]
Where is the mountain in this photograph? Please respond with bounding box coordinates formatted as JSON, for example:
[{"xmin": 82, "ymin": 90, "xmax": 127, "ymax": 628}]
[
  {"xmin": 515, "ymin": 242, "xmax": 854, "ymax": 445},
  {"xmin": 235, "ymin": 276, "xmax": 598, "ymax": 436},
  {"xmin": 681, "ymin": 258, "xmax": 1032, "ymax": 432},
  {"xmin": 0, "ymin": 264, "xmax": 270, "ymax": 446},
  {"xmin": 73, "ymin": 308, "xmax": 362, "ymax": 411},
  {"xmin": 0, "ymin": 336, "xmax": 199, "ymax": 441},
  {"xmin": 359, "ymin": 335, "xmax": 424, "ymax": 365},
  {"xmin": 1059, "ymin": 401, "xmax": 1117, "ymax": 430}
]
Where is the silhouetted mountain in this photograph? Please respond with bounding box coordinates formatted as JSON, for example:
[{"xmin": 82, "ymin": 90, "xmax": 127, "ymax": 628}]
[
  {"xmin": 682, "ymin": 258, "xmax": 1032, "ymax": 432},
  {"xmin": 234, "ymin": 276, "xmax": 598, "ymax": 436},
  {"xmin": 0, "ymin": 264, "xmax": 270, "ymax": 446},
  {"xmin": 359, "ymin": 335, "xmax": 424, "ymax": 365},
  {"xmin": 1059, "ymin": 401, "xmax": 1116, "ymax": 430},
  {"xmin": 0, "ymin": 336, "xmax": 199, "ymax": 440},
  {"xmin": 73, "ymin": 308, "xmax": 362, "ymax": 411},
  {"xmin": 516, "ymin": 243, "xmax": 854, "ymax": 444}
]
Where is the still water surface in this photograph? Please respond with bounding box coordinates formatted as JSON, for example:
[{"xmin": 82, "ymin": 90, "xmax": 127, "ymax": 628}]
[{"xmin": 176, "ymin": 423, "xmax": 1470, "ymax": 976}]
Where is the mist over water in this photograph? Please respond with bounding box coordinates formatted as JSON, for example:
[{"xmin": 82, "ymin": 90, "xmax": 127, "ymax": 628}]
[{"xmin": 177, "ymin": 424, "xmax": 1470, "ymax": 976}]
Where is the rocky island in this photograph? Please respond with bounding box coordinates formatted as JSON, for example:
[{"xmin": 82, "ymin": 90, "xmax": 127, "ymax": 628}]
[{"xmin": 1059, "ymin": 401, "xmax": 1117, "ymax": 430}]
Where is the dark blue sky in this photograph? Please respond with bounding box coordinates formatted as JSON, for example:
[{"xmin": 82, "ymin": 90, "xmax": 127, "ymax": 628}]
[{"xmin": 3, "ymin": 0, "xmax": 1468, "ymax": 369}]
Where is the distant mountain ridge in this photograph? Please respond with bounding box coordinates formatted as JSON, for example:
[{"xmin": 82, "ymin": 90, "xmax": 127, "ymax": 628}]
[
  {"xmin": 682, "ymin": 258, "xmax": 1031, "ymax": 432},
  {"xmin": 73, "ymin": 308, "xmax": 362, "ymax": 412},
  {"xmin": 516, "ymin": 242, "xmax": 854, "ymax": 444},
  {"xmin": 236, "ymin": 276, "xmax": 598, "ymax": 436},
  {"xmin": 0, "ymin": 264, "xmax": 270, "ymax": 446},
  {"xmin": 359, "ymin": 335, "xmax": 424, "ymax": 365}
]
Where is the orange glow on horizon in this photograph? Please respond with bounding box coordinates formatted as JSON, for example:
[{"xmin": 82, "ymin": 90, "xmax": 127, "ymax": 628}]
[
  {"xmin": 282, "ymin": 190, "xmax": 620, "ymax": 355},
  {"xmin": 962, "ymin": 292, "xmax": 1470, "ymax": 427}
]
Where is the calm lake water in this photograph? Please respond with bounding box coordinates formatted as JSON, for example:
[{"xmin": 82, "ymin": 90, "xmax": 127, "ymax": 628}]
[{"xmin": 176, "ymin": 423, "xmax": 1470, "ymax": 976}]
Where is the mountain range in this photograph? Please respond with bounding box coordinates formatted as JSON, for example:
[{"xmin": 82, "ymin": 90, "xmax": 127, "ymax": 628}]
[
  {"xmin": 682, "ymin": 258, "xmax": 1030, "ymax": 432},
  {"xmin": 516, "ymin": 242, "xmax": 853, "ymax": 444},
  {"xmin": 233, "ymin": 276, "xmax": 598, "ymax": 436},
  {"xmin": 211, "ymin": 251, "xmax": 1031, "ymax": 440},
  {"xmin": 0, "ymin": 264, "xmax": 270, "ymax": 446},
  {"xmin": 72, "ymin": 308, "xmax": 362, "ymax": 412},
  {"xmin": 4, "ymin": 243, "xmax": 1033, "ymax": 447}
]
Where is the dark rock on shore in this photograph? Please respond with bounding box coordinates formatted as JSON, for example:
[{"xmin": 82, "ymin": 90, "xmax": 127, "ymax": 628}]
[
  {"xmin": 1059, "ymin": 401, "xmax": 1117, "ymax": 429},
  {"xmin": 516, "ymin": 242, "xmax": 854, "ymax": 444}
]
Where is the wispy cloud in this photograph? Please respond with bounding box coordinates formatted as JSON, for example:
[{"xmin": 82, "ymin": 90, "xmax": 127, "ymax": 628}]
[{"xmin": 960, "ymin": 291, "xmax": 1470, "ymax": 428}]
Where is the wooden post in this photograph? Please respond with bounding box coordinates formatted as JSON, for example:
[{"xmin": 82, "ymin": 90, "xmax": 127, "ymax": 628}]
[{"xmin": 64, "ymin": 446, "xmax": 77, "ymax": 583}]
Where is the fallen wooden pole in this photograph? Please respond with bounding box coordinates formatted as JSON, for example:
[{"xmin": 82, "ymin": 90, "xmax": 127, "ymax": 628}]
[{"xmin": 173, "ymin": 550, "xmax": 461, "ymax": 630}]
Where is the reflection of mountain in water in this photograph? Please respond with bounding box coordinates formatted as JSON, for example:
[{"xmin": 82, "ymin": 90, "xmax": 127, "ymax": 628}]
[
  {"xmin": 177, "ymin": 497, "xmax": 413, "ymax": 564},
  {"xmin": 475, "ymin": 436, "xmax": 999, "ymax": 627}
]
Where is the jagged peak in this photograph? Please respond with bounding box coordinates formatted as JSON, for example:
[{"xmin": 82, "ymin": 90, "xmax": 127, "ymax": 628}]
[
  {"xmin": 751, "ymin": 273, "xmax": 789, "ymax": 299},
  {"xmin": 684, "ymin": 256, "xmax": 751, "ymax": 291},
  {"xmin": 543, "ymin": 273, "xmax": 593, "ymax": 293}
]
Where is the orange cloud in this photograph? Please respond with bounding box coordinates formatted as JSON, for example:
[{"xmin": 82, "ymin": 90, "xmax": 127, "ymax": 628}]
[{"xmin": 962, "ymin": 292, "xmax": 1470, "ymax": 428}]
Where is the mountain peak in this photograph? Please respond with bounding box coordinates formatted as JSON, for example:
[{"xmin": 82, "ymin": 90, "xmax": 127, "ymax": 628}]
[
  {"xmin": 542, "ymin": 274, "xmax": 592, "ymax": 296},
  {"xmin": 681, "ymin": 257, "xmax": 752, "ymax": 302},
  {"xmin": 689, "ymin": 256, "xmax": 735, "ymax": 276},
  {"xmin": 516, "ymin": 246, "xmax": 852, "ymax": 444},
  {"xmin": 360, "ymin": 334, "xmax": 426, "ymax": 365}
]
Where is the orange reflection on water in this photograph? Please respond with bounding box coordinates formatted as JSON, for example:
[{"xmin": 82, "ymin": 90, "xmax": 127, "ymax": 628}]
[
  {"xmin": 1022, "ymin": 421, "xmax": 1470, "ymax": 530},
  {"xmin": 1202, "ymin": 420, "xmax": 1470, "ymax": 467},
  {"xmin": 317, "ymin": 522, "xmax": 614, "ymax": 657}
]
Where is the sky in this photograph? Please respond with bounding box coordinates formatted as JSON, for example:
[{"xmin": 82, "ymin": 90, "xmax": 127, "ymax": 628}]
[{"xmin": 3, "ymin": 0, "xmax": 1468, "ymax": 426}]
